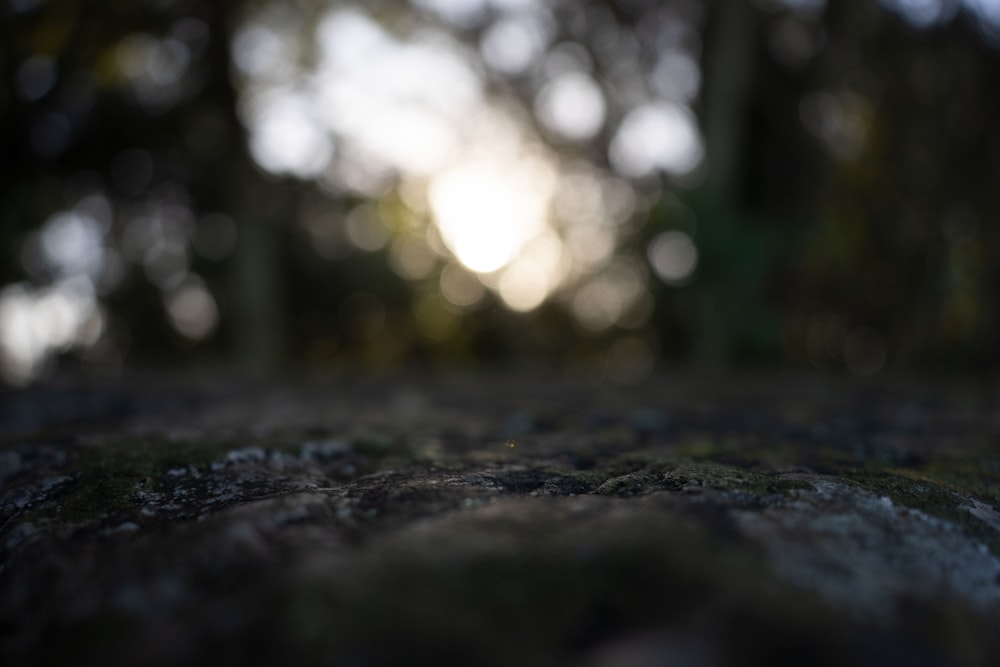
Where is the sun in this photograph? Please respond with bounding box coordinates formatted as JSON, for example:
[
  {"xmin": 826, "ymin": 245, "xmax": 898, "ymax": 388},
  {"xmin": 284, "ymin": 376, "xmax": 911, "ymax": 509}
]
[{"xmin": 428, "ymin": 158, "xmax": 551, "ymax": 274}]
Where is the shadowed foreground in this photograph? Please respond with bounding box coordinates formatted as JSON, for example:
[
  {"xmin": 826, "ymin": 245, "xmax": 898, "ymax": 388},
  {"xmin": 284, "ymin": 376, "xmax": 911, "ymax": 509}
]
[{"xmin": 2, "ymin": 372, "xmax": 999, "ymax": 666}]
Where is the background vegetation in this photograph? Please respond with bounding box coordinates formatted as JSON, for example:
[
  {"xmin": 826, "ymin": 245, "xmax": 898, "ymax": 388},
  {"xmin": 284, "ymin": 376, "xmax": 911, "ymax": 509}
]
[{"xmin": 2, "ymin": 0, "xmax": 999, "ymax": 384}]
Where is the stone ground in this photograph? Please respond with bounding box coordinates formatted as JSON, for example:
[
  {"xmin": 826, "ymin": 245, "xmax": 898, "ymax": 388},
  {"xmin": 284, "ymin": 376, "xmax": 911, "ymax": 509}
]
[{"xmin": 1, "ymin": 370, "xmax": 999, "ymax": 666}]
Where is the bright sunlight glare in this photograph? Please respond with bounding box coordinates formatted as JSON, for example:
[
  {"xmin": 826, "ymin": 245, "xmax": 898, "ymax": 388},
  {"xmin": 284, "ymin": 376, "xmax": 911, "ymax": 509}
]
[
  {"xmin": 231, "ymin": 3, "xmax": 655, "ymax": 318},
  {"xmin": 429, "ymin": 159, "xmax": 552, "ymax": 274}
]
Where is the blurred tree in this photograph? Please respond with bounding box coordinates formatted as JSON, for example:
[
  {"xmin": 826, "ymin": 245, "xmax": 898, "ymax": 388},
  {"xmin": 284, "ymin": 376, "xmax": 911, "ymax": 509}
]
[{"xmin": 1, "ymin": 0, "xmax": 998, "ymax": 384}]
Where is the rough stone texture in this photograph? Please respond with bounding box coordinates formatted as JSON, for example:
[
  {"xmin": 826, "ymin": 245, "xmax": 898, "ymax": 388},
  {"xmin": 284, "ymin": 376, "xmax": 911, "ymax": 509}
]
[{"xmin": 1, "ymin": 371, "xmax": 999, "ymax": 666}]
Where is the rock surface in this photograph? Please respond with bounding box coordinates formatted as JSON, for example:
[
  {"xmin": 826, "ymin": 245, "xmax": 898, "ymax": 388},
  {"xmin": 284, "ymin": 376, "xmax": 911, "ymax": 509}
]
[{"xmin": 1, "ymin": 371, "xmax": 999, "ymax": 665}]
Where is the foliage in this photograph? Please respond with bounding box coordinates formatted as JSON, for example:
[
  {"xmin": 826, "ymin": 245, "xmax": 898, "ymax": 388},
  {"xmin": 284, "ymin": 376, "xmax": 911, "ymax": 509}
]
[{"xmin": 1, "ymin": 0, "xmax": 999, "ymax": 382}]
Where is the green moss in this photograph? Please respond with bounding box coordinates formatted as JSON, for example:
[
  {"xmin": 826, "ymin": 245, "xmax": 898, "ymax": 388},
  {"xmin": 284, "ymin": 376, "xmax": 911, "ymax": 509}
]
[
  {"xmin": 52, "ymin": 475, "xmax": 140, "ymax": 523},
  {"xmin": 664, "ymin": 462, "xmax": 813, "ymax": 496},
  {"xmin": 558, "ymin": 470, "xmax": 610, "ymax": 493},
  {"xmin": 842, "ymin": 469, "xmax": 1000, "ymax": 556},
  {"xmin": 897, "ymin": 456, "xmax": 1000, "ymax": 506},
  {"xmin": 668, "ymin": 429, "xmax": 930, "ymax": 473},
  {"xmin": 670, "ymin": 433, "xmax": 856, "ymax": 471},
  {"xmin": 78, "ymin": 438, "xmax": 231, "ymax": 477},
  {"xmin": 350, "ymin": 434, "xmax": 398, "ymax": 457},
  {"xmin": 593, "ymin": 470, "xmax": 667, "ymax": 496},
  {"xmin": 36, "ymin": 438, "xmax": 233, "ymax": 524},
  {"xmin": 589, "ymin": 460, "xmax": 812, "ymax": 498}
]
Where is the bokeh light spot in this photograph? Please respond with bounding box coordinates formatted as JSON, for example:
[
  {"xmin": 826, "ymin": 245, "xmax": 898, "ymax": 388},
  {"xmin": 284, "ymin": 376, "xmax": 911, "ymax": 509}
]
[
  {"xmin": 800, "ymin": 91, "xmax": 870, "ymax": 162},
  {"xmin": 498, "ymin": 259, "xmax": 549, "ymax": 312},
  {"xmin": 0, "ymin": 280, "xmax": 98, "ymax": 385},
  {"xmin": 115, "ymin": 32, "xmax": 192, "ymax": 110},
  {"xmin": 535, "ymin": 72, "xmax": 606, "ymax": 142},
  {"xmin": 39, "ymin": 211, "xmax": 107, "ymax": 284},
  {"xmin": 648, "ymin": 231, "xmax": 698, "ymax": 285},
  {"xmin": 649, "ymin": 51, "xmax": 700, "ymax": 103},
  {"xmin": 440, "ymin": 264, "xmax": 486, "ymax": 308},
  {"xmin": 429, "ymin": 160, "xmax": 550, "ymax": 273},
  {"xmin": 15, "ymin": 55, "xmax": 58, "ymax": 102},
  {"xmin": 232, "ymin": 23, "xmax": 296, "ymax": 79},
  {"xmin": 345, "ymin": 204, "xmax": 390, "ymax": 252},
  {"xmin": 414, "ymin": 0, "xmax": 488, "ymax": 27},
  {"xmin": 165, "ymin": 279, "xmax": 218, "ymax": 341},
  {"xmin": 390, "ymin": 237, "xmax": 438, "ymax": 280},
  {"xmin": 609, "ymin": 102, "xmax": 703, "ymax": 178},
  {"xmin": 571, "ymin": 280, "xmax": 621, "ymax": 332},
  {"xmin": 481, "ymin": 14, "xmax": 551, "ymax": 75},
  {"xmin": 246, "ymin": 92, "xmax": 332, "ymax": 178}
]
